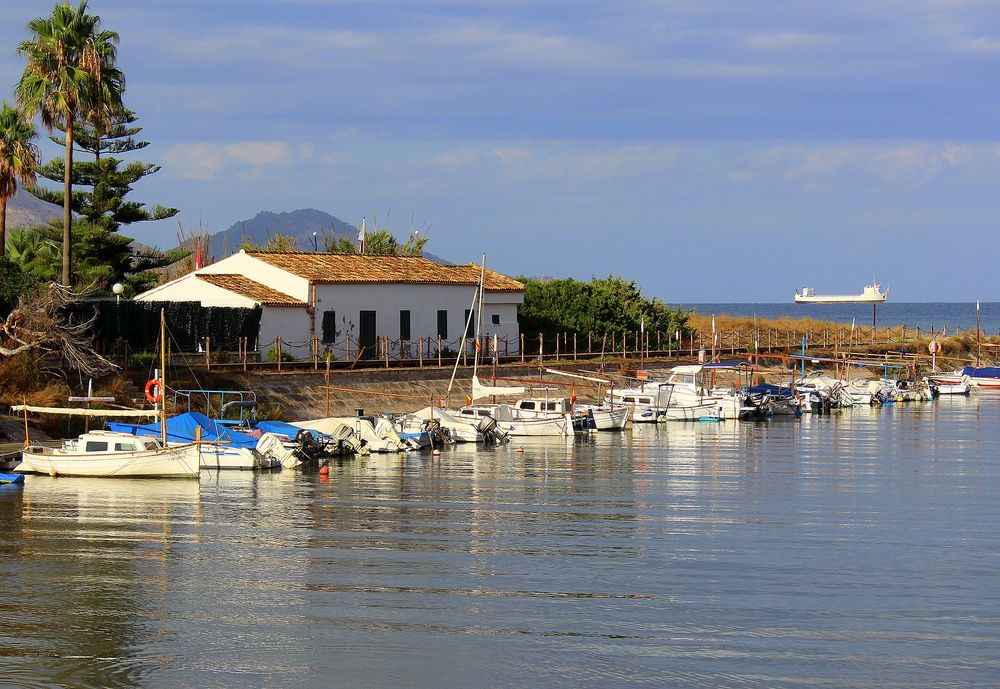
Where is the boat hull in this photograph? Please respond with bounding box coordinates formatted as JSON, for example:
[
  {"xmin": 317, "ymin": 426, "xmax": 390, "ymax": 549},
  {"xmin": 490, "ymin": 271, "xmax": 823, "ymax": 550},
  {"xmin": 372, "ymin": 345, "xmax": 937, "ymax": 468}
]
[
  {"xmin": 588, "ymin": 407, "xmax": 629, "ymax": 431},
  {"xmin": 494, "ymin": 415, "xmax": 571, "ymax": 436},
  {"xmin": 16, "ymin": 444, "xmax": 201, "ymax": 478}
]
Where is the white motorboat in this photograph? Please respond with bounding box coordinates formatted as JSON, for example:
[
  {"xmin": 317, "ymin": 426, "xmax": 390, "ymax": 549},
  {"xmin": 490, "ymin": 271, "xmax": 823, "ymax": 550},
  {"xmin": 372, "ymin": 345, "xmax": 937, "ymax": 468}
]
[
  {"xmin": 294, "ymin": 416, "xmax": 405, "ymax": 453},
  {"xmin": 405, "ymin": 406, "xmax": 483, "ymax": 443},
  {"xmin": 605, "ymin": 384, "xmax": 672, "ymax": 423},
  {"xmin": 924, "ymin": 373, "xmax": 972, "ymax": 396},
  {"xmin": 17, "ymin": 431, "xmax": 201, "ymax": 478},
  {"xmin": 458, "ymin": 404, "xmax": 571, "ymax": 436},
  {"xmin": 580, "ymin": 405, "xmax": 630, "ymax": 431}
]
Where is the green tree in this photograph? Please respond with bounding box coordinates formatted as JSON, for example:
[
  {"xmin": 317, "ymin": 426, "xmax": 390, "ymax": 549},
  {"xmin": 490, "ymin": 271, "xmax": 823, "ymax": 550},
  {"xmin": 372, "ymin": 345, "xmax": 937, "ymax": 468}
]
[
  {"xmin": 26, "ymin": 109, "xmax": 184, "ymax": 293},
  {"xmin": 16, "ymin": 0, "xmax": 124, "ymax": 285},
  {"xmin": 243, "ymin": 233, "xmax": 298, "ymax": 252},
  {"xmin": 0, "ymin": 255, "xmax": 37, "ymax": 317},
  {"xmin": 0, "ymin": 102, "xmax": 41, "ymax": 257},
  {"xmin": 322, "ymin": 235, "xmax": 357, "ymax": 253},
  {"xmin": 4, "ymin": 228, "xmax": 58, "ymax": 282},
  {"xmin": 516, "ymin": 275, "xmax": 690, "ymax": 347}
]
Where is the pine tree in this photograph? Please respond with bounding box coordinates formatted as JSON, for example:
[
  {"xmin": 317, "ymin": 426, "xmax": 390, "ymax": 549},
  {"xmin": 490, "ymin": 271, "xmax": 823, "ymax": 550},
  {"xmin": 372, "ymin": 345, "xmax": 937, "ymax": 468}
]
[{"xmin": 27, "ymin": 109, "xmax": 185, "ymax": 293}]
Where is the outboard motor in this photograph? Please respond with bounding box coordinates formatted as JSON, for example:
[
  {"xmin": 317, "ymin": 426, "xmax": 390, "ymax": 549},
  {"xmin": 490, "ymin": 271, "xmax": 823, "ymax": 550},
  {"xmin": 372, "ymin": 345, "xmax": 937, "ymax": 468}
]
[
  {"xmin": 294, "ymin": 428, "xmax": 326, "ymax": 462},
  {"xmin": 476, "ymin": 416, "xmax": 508, "ymax": 444}
]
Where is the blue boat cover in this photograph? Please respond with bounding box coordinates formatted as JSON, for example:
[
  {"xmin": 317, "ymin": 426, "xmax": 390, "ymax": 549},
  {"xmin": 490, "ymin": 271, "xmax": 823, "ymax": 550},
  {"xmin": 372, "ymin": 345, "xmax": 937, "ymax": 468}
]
[
  {"xmin": 255, "ymin": 419, "xmax": 309, "ymax": 440},
  {"xmin": 0, "ymin": 473, "xmax": 25, "ymax": 484},
  {"xmin": 962, "ymin": 367, "xmax": 1000, "ymax": 378},
  {"xmin": 107, "ymin": 412, "xmax": 258, "ymax": 449},
  {"xmin": 750, "ymin": 383, "xmax": 794, "ymax": 397}
]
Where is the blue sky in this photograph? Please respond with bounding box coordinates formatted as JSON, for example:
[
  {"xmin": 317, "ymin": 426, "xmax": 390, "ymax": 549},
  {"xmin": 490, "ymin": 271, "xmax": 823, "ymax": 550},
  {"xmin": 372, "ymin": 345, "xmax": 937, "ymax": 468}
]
[{"xmin": 2, "ymin": 0, "xmax": 1000, "ymax": 302}]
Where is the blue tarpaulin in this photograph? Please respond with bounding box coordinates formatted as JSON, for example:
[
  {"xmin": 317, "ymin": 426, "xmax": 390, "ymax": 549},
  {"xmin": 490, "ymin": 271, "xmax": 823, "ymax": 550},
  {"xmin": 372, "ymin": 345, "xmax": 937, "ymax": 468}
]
[
  {"xmin": 962, "ymin": 367, "xmax": 1000, "ymax": 379},
  {"xmin": 255, "ymin": 420, "xmax": 306, "ymax": 440},
  {"xmin": 108, "ymin": 412, "xmax": 258, "ymax": 449}
]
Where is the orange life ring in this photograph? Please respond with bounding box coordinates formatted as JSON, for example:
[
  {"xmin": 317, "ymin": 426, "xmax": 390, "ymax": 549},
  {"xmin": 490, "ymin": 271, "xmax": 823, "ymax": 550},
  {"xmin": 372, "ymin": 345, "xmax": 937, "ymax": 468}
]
[{"xmin": 145, "ymin": 378, "xmax": 163, "ymax": 404}]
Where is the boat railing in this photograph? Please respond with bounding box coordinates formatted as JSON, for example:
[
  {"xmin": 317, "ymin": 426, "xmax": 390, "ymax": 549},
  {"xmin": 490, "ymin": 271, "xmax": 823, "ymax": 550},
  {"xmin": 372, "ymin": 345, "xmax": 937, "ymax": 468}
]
[{"xmin": 171, "ymin": 389, "xmax": 258, "ymax": 423}]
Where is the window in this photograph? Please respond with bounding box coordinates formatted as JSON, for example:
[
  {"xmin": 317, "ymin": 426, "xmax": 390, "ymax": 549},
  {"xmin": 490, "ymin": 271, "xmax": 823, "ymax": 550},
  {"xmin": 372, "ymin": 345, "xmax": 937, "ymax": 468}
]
[
  {"xmin": 114, "ymin": 443, "xmax": 137, "ymax": 451},
  {"xmin": 544, "ymin": 402, "xmax": 557, "ymax": 411},
  {"xmin": 84, "ymin": 441, "xmax": 108, "ymax": 452},
  {"xmin": 491, "ymin": 314, "xmax": 500, "ymax": 325},
  {"xmin": 519, "ymin": 401, "xmax": 536, "ymax": 410},
  {"xmin": 437, "ymin": 310, "xmax": 448, "ymax": 339},
  {"xmin": 464, "ymin": 309, "xmax": 475, "ymax": 338},
  {"xmin": 399, "ymin": 310, "xmax": 411, "ymax": 341},
  {"xmin": 321, "ymin": 310, "xmax": 337, "ymax": 344}
]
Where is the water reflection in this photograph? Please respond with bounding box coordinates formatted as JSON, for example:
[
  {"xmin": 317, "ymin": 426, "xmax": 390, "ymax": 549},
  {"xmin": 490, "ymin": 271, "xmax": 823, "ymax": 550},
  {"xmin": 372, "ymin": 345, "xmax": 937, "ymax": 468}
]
[{"xmin": 3, "ymin": 398, "xmax": 1000, "ymax": 688}]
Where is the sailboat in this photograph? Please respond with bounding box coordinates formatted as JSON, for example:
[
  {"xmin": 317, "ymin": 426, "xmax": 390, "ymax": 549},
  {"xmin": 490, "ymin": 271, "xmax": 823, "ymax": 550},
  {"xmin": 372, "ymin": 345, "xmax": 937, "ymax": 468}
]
[
  {"xmin": 15, "ymin": 310, "xmax": 201, "ymax": 478},
  {"xmin": 449, "ymin": 257, "xmax": 570, "ymax": 437}
]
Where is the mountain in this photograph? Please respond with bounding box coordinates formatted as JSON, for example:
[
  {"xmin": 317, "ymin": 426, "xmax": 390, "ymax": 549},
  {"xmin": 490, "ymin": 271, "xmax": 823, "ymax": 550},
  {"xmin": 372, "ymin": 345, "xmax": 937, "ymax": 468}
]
[
  {"xmin": 206, "ymin": 208, "xmax": 452, "ymax": 264},
  {"xmin": 5, "ymin": 188, "xmax": 61, "ymax": 229},
  {"xmin": 208, "ymin": 208, "xmax": 355, "ymax": 260}
]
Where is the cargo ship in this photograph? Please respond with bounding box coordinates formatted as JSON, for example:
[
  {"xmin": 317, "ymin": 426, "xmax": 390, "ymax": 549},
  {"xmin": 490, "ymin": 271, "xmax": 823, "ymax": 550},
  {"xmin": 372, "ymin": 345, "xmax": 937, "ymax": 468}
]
[{"xmin": 794, "ymin": 282, "xmax": 888, "ymax": 304}]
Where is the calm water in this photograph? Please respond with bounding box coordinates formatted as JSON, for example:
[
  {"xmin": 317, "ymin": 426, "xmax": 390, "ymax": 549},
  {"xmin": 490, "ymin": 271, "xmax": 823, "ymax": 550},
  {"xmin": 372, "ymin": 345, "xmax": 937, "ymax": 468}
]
[
  {"xmin": 3, "ymin": 398, "xmax": 1000, "ymax": 688},
  {"xmin": 685, "ymin": 302, "xmax": 1000, "ymax": 334}
]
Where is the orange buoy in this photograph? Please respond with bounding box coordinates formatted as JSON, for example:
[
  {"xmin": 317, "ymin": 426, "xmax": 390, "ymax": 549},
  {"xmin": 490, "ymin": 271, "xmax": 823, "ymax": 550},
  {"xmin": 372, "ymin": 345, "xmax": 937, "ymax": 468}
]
[
  {"xmin": 144, "ymin": 378, "xmax": 163, "ymax": 404},
  {"xmin": 319, "ymin": 465, "xmax": 330, "ymax": 476}
]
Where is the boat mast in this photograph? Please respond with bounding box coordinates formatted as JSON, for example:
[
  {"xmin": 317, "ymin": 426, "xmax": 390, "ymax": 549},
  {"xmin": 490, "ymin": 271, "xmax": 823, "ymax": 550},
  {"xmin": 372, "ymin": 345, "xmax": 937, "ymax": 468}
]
[
  {"xmin": 472, "ymin": 254, "xmax": 486, "ymax": 384},
  {"xmin": 447, "ymin": 254, "xmax": 487, "ymax": 398},
  {"xmin": 160, "ymin": 308, "xmax": 167, "ymax": 445}
]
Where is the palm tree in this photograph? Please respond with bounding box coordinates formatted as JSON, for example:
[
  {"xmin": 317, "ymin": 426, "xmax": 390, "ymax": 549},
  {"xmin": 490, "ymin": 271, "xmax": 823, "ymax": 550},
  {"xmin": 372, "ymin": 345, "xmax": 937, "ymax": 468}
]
[
  {"xmin": 16, "ymin": 0, "xmax": 123, "ymax": 285},
  {"xmin": 0, "ymin": 101, "xmax": 40, "ymax": 258}
]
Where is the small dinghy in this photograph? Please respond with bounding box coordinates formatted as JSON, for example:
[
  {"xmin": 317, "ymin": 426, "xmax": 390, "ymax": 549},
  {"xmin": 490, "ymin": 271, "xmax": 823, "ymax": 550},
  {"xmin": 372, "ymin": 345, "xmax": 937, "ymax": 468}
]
[{"xmin": 0, "ymin": 473, "xmax": 25, "ymax": 485}]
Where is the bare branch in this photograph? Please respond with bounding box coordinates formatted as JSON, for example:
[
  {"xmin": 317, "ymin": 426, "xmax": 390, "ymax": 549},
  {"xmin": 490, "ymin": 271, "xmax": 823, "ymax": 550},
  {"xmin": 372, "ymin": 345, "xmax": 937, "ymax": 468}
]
[{"xmin": 0, "ymin": 283, "xmax": 118, "ymax": 378}]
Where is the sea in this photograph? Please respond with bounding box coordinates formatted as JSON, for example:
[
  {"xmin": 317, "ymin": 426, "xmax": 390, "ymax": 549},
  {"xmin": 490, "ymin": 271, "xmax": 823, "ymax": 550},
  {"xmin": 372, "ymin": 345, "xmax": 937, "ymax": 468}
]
[
  {"xmin": 3, "ymin": 396, "xmax": 1000, "ymax": 688},
  {"xmin": 683, "ymin": 302, "xmax": 999, "ymax": 335}
]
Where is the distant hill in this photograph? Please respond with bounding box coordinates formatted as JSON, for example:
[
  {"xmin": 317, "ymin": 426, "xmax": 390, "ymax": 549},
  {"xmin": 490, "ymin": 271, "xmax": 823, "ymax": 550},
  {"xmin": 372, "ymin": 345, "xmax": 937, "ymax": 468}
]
[
  {"xmin": 5, "ymin": 188, "xmax": 61, "ymax": 229},
  {"xmin": 206, "ymin": 208, "xmax": 451, "ymax": 264},
  {"xmin": 207, "ymin": 208, "xmax": 355, "ymax": 260}
]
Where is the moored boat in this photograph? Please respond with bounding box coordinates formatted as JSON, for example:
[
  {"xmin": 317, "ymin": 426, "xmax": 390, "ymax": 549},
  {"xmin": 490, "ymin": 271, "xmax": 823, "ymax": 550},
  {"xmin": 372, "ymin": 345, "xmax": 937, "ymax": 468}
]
[{"xmin": 17, "ymin": 431, "xmax": 200, "ymax": 478}]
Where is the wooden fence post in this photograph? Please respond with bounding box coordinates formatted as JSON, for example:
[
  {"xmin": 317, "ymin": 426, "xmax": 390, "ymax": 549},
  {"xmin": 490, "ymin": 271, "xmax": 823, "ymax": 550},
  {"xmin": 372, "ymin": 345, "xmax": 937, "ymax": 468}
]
[
  {"xmin": 276, "ymin": 336, "xmax": 282, "ymax": 372},
  {"xmin": 520, "ymin": 334, "xmax": 525, "ymax": 363},
  {"xmin": 325, "ymin": 353, "xmax": 331, "ymax": 416},
  {"xmin": 385, "ymin": 336, "xmax": 390, "ymax": 368},
  {"xmin": 555, "ymin": 333, "xmax": 560, "ymax": 361},
  {"xmin": 573, "ymin": 333, "xmax": 578, "ymax": 360},
  {"xmin": 539, "ymin": 332, "xmax": 544, "ymax": 363},
  {"xmin": 438, "ymin": 335, "xmax": 443, "ymax": 366},
  {"xmin": 205, "ymin": 336, "xmax": 211, "ymax": 372},
  {"xmin": 419, "ymin": 337, "xmax": 423, "ymax": 367}
]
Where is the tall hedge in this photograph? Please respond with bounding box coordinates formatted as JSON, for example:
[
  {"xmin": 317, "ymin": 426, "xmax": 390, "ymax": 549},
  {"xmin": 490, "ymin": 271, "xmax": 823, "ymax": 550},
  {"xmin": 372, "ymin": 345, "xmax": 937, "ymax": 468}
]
[
  {"xmin": 71, "ymin": 300, "xmax": 262, "ymax": 351},
  {"xmin": 516, "ymin": 275, "xmax": 690, "ymax": 344}
]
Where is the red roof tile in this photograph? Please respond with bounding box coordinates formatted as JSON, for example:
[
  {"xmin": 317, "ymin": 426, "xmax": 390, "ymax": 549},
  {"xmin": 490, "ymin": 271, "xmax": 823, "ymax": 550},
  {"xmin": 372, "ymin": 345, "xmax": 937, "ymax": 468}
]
[
  {"xmin": 245, "ymin": 251, "xmax": 524, "ymax": 292},
  {"xmin": 196, "ymin": 274, "xmax": 304, "ymax": 305}
]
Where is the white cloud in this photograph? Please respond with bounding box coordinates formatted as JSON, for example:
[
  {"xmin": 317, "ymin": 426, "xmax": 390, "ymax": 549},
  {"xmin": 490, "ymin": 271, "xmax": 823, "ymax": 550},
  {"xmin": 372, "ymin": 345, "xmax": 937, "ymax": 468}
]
[{"xmin": 163, "ymin": 140, "xmax": 292, "ymax": 180}]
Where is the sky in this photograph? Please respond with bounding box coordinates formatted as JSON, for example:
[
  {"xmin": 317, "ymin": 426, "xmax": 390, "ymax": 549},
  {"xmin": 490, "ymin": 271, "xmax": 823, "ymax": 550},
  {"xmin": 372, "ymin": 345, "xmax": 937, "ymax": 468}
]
[{"xmin": 2, "ymin": 0, "xmax": 1000, "ymax": 302}]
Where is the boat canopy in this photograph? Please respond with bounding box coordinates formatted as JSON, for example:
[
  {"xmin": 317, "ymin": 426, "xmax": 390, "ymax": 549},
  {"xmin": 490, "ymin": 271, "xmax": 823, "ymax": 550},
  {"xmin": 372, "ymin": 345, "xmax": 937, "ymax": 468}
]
[
  {"xmin": 12, "ymin": 405, "xmax": 157, "ymax": 418},
  {"xmin": 107, "ymin": 412, "xmax": 258, "ymax": 449},
  {"xmin": 671, "ymin": 362, "xmax": 750, "ymax": 375},
  {"xmin": 961, "ymin": 367, "xmax": 1000, "ymax": 378}
]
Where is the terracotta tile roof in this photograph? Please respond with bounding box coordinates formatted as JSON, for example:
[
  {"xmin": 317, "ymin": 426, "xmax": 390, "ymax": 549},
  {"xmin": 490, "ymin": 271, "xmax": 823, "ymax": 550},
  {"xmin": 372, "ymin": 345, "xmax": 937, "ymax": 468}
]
[
  {"xmin": 196, "ymin": 273, "xmax": 305, "ymax": 305},
  {"xmin": 245, "ymin": 251, "xmax": 524, "ymax": 292}
]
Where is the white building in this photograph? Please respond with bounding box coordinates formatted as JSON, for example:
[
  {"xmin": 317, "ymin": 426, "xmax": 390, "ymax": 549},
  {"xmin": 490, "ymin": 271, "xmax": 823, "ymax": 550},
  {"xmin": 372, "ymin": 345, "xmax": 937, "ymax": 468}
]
[{"xmin": 135, "ymin": 250, "xmax": 525, "ymax": 359}]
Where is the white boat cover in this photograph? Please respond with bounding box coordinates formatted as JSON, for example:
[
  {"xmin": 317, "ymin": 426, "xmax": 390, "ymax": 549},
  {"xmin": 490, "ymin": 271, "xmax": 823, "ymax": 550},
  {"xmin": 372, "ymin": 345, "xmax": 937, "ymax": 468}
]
[{"xmin": 12, "ymin": 405, "xmax": 158, "ymax": 418}]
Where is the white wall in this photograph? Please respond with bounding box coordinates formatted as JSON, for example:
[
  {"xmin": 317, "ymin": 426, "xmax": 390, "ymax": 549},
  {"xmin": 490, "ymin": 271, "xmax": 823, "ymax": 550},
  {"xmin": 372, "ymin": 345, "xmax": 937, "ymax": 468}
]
[
  {"xmin": 259, "ymin": 306, "xmax": 313, "ymax": 357},
  {"xmin": 313, "ymin": 283, "xmax": 522, "ymax": 359},
  {"xmin": 134, "ymin": 273, "xmax": 258, "ymax": 308},
  {"xmin": 199, "ymin": 252, "xmax": 310, "ymax": 302}
]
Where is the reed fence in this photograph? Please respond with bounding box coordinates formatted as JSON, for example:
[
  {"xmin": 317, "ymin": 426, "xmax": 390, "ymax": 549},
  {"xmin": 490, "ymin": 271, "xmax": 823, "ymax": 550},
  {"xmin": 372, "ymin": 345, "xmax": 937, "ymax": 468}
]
[{"xmin": 100, "ymin": 321, "xmax": 989, "ymax": 375}]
